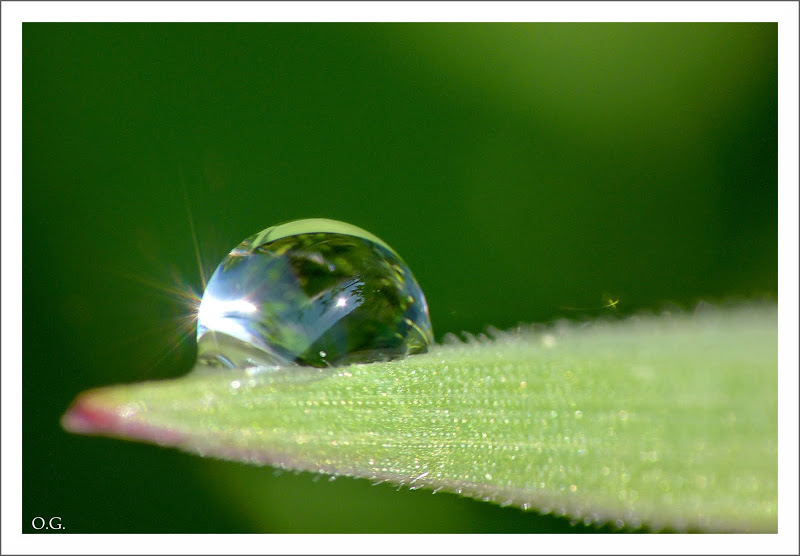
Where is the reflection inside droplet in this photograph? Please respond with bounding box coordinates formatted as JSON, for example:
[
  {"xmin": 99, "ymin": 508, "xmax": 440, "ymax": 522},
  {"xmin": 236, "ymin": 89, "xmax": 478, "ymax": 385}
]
[{"xmin": 196, "ymin": 218, "xmax": 433, "ymax": 369}]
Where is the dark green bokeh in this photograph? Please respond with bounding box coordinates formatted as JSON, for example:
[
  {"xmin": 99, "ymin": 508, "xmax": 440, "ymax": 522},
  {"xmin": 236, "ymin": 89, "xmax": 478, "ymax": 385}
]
[{"xmin": 23, "ymin": 23, "xmax": 776, "ymax": 533}]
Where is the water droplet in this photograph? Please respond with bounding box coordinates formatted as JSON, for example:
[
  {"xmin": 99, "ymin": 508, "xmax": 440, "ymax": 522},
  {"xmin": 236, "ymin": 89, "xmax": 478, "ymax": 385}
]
[{"xmin": 196, "ymin": 219, "xmax": 433, "ymax": 369}]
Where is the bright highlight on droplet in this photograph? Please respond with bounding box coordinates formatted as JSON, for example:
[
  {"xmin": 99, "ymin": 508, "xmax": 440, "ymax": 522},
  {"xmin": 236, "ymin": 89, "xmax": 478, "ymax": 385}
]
[
  {"xmin": 197, "ymin": 296, "xmax": 257, "ymax": 324},
  {"xmin": 196, "ymin": 218, "xmax": 433, "ymax": 369}
]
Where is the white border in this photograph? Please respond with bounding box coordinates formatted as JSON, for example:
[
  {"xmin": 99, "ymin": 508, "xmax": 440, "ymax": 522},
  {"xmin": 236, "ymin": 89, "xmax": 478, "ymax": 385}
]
[
  {"xmin": 0, "ymin": 0, "xmax": 795, "ymax": 23},
  {"xmin": 3, "ymin": 1, "xmax": 798, "ymax": 554},
  {"xmin": 776, "ymin": 0, "xmax": 800, "ymax": 549}
]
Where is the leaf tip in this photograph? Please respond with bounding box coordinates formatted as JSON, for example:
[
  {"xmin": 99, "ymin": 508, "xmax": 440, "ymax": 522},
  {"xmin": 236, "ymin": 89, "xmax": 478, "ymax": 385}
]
[
  {"xmin": 61, "ymin": 388, "xmax": 185, "ymax": 447},
  {"xmin": 61, "ymin": 392, "xmax": 107, "ymax": 435}
]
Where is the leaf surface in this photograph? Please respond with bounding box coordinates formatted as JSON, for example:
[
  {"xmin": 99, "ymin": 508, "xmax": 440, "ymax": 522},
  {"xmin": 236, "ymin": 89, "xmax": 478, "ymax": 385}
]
[{"xmin": 62, "ymin": 304, "xmax": 777, "ymax": 532}]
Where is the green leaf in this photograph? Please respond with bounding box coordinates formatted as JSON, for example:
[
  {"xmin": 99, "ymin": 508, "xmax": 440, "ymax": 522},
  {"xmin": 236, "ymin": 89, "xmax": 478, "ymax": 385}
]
[{"xmin": 62, "ymin": 304, "xmax": 777, "ymax": 532}]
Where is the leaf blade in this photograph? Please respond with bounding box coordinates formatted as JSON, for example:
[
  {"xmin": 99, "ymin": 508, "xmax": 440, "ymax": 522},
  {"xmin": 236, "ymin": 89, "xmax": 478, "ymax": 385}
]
[{"xmin": 62, "ymin": 304, "xmax": 777, "ymax": 532}]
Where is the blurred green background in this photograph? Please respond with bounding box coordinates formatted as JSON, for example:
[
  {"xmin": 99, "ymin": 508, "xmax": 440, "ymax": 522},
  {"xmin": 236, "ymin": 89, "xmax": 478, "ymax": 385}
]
[{"xmin": 23, "ymin": 23, "xmax": 776, "ymax": 533}]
